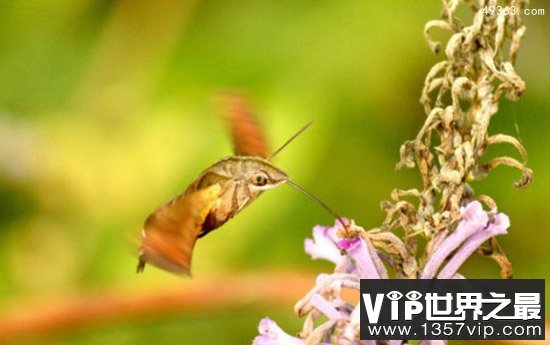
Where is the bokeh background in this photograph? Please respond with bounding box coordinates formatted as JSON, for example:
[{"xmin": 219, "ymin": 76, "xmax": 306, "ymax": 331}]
[{"xmin": 0, "ymin": 1, "xmax": 548, "ymax": 344}]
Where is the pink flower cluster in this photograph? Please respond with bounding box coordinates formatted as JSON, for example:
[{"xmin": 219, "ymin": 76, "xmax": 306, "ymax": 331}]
[{"xmin": 252, "ymin": 201, "xmax": 510, "ymax": 345}]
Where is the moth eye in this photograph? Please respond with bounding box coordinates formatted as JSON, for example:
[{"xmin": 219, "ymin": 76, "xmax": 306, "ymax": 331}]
[{"xmin": 253, "ymin": 173, "xmax": 268, "ymax": 186}]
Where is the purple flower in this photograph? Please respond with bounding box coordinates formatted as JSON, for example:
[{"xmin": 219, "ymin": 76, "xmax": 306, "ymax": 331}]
[
  {"xmin": 256, "ymin": 207, "xmax": 512, "ymax": 344},
  {"xmin": 304, "ymin": 225, "xmax": 342, "ymax": 265},
  {"xmin": 308, "ymin": 293, "xmax": 344, "ymax": 321},
  {"xmin": 252, "ymin": 318, "xmax": 304, "ymax": 345},
  {"xmin": 421, "ymin": 201, "xmax": 510, "ymax": 279},
  {"xmin": 337, "ymin": 236, "xmax": 387, "ymax": 279},
  {"xmin": 304, "ymin": 220, "xmax": 387, "ymax": 279},
  {"xmin": 437, "ymin": 212, "xmax": 509, "ymax": 278},
  {"xmin": 304, "ymin": 223, "xmax": 358, "ymax": 274}
]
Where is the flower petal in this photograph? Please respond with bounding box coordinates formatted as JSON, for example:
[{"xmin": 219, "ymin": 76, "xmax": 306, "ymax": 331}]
[
  {"xmin": 309, "ymin": 293, "xmax": 342, "ymax": 321},
  {"xmin": 461, "ymin": 200, "xmax": 488, "ymax": 225},
  {"xmin": 437, "ymin": 212, "xmax": 509, "ymax": 278},
  {"xmin": 253, "ymin": 318, "xmax": 304, "ymax": 345},
  {"xmin": 421, "ymin": 201, "xmax": 492, "ymax": 279},
  {"xmin": 305, "ymin": 226, "xmax": 343, "ymax": 264},
  {"xmin": 338, "ymin": 236, "xmax": 383, "ymax": 279}
]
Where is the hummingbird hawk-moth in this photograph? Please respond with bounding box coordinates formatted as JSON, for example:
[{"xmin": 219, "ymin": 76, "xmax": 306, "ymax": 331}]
[{"xmin": 137, "ymin": 95, "xmax": 345, "ymax": 275}]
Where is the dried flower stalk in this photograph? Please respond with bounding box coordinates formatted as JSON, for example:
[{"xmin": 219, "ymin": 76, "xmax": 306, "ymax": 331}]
[
  {"xmin": 253, "ymin": 0, "xmax": 532, "ymax": 344},
  {"xmin": 395, "ymin": 0, "xmax": 531, "ymax": 278}
]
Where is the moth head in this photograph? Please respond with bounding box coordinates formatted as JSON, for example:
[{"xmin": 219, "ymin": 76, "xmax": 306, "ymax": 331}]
[{"xmin": 247, "ymin": 159, "xmax": 289, "ymax": 191}]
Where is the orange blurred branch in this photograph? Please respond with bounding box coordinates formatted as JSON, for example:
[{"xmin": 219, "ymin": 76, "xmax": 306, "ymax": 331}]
[{"xmin": 0, "ymin": 271, "xmax": 315, "ymax": 343}]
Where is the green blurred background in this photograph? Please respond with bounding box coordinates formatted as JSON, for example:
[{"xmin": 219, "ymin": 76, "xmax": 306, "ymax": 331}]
[{"xmin": 0, "ymin": 0, "xmax": 548, "ymax": 344}]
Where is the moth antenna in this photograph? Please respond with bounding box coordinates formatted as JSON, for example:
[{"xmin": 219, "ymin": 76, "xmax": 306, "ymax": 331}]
[
  {"xmin": 268, "ymin": 121, "xmax": 313, "ymax": 160},
  {"xmin": 286, "ymin": 180, "xmax": 350, "ymax": 236}
]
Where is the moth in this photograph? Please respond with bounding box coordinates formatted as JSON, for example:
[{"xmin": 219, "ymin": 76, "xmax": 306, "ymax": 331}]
[{"xmin": 137, "ymin": 95, "xmax": 345, "ymax": 275}]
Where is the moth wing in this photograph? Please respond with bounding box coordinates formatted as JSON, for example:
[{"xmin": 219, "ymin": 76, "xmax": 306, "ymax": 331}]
[
  {"xmin": 138, "ymin": 184, "xmax": 221, "ymax": 275},
  {"xmin": 219, "ymin": 93, "xmax": 269, "ymax": 158}
]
